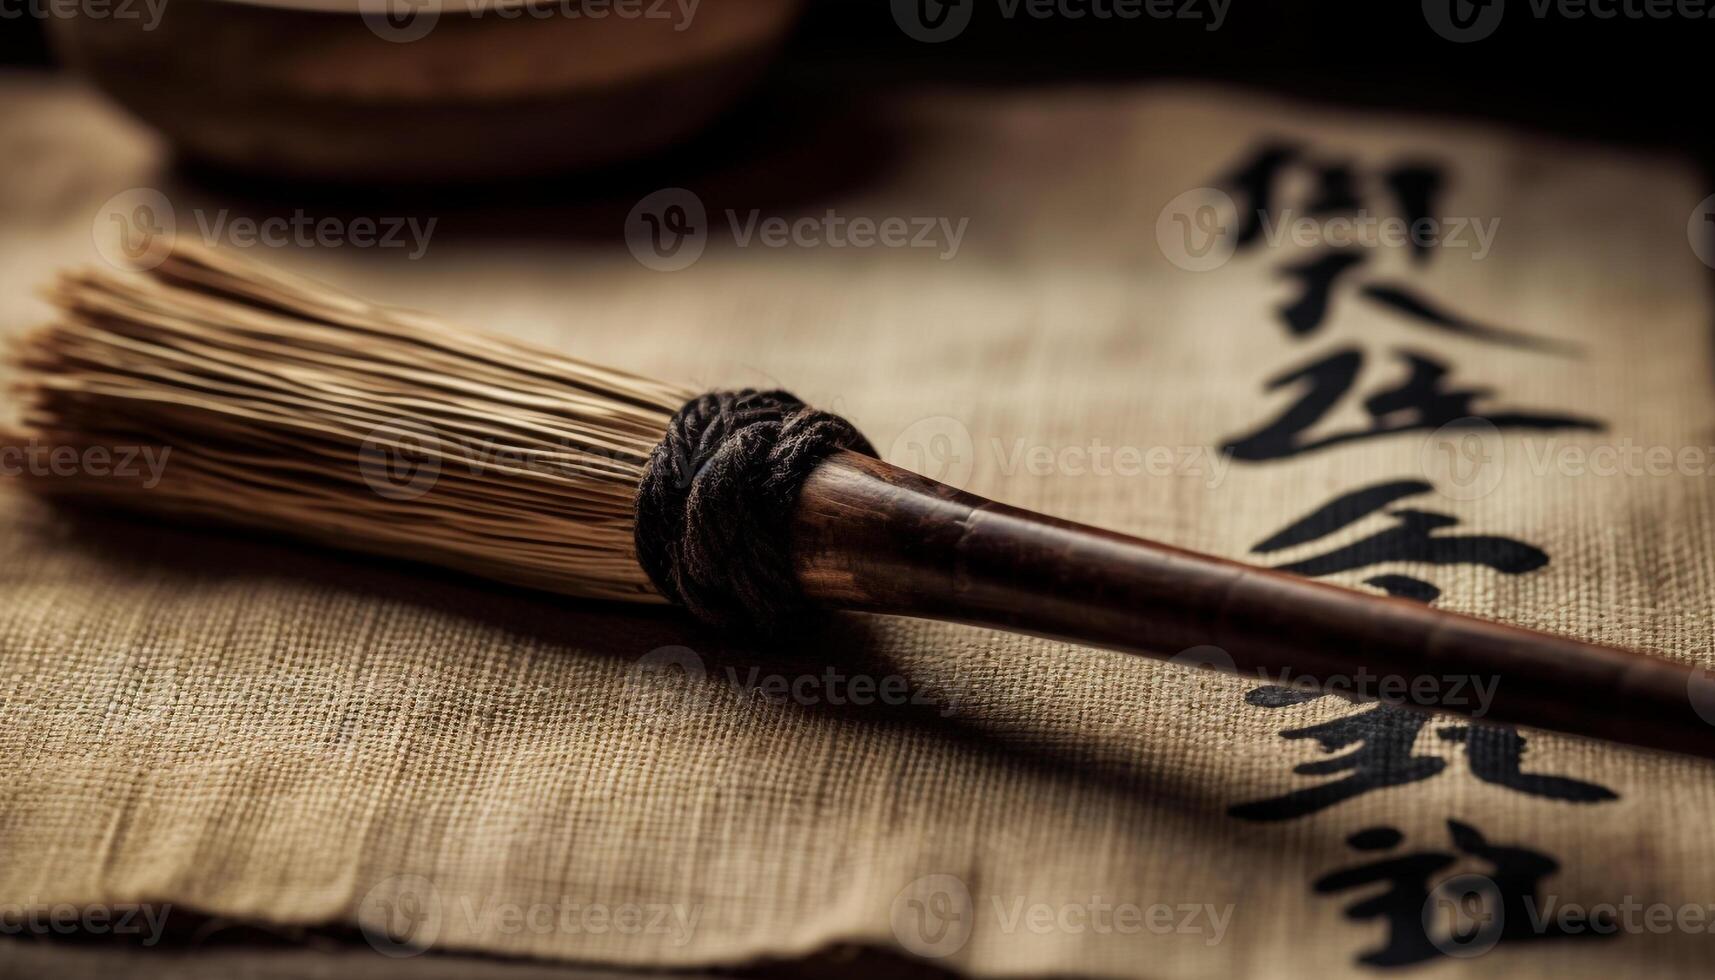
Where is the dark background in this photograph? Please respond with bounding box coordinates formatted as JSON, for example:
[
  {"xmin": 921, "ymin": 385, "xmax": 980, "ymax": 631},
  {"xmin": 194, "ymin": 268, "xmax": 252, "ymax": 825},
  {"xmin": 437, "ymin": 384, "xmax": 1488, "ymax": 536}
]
[{"xmin": 3, "ymin": 1, "xmax": 1709, "ymax": 162}]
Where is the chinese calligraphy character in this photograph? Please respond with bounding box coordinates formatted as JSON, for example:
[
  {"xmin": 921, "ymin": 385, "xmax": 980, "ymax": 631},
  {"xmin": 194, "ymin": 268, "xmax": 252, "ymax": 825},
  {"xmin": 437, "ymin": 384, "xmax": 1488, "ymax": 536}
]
[
  {"xmin": 1315, "ymin": 821, "xmax": 1610, "ymax": 966},
  {"xmin": 1223, "ymin": 349, "xmax": 1602, "ymax": 461},
  {"xmin": 1218, "ymin": 142, "xmax": 1574, "ymax": 350},
  {"xmin": 1230, "ymin": 702, "xmax": 1445, "ymax": 821},
  {"xmin": 1250, "ymin": 478, "xmax": 1548, "ymax": 579}
]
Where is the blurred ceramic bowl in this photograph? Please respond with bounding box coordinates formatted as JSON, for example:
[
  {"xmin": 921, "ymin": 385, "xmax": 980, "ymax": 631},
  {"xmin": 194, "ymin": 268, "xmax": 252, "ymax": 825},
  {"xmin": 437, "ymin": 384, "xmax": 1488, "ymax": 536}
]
[{"xmin": 49, "ymin": 0, "xmax": 805, "ymax": 182}]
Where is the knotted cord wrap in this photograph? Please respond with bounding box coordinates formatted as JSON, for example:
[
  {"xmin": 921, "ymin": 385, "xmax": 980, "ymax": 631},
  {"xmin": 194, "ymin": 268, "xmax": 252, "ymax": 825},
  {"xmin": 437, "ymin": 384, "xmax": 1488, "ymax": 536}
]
[{"xmin": 634, "ymin": 389, "xmax": 877, "ymax": 635}]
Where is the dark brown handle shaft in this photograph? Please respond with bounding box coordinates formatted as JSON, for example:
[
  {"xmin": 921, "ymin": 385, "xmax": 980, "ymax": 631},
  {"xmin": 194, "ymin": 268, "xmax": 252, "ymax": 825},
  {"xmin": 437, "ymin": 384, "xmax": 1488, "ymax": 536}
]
[{"xmin": 790, "ymin": 450, "xmax": 1715, "ymax": 760}]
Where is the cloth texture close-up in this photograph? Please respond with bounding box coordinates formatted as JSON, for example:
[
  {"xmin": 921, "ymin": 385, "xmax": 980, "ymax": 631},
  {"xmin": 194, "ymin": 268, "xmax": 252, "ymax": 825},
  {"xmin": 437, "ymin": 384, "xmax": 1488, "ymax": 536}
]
[{"xmin": 2, "ymin": 74, "xmax": 1714, "ymax": 978}]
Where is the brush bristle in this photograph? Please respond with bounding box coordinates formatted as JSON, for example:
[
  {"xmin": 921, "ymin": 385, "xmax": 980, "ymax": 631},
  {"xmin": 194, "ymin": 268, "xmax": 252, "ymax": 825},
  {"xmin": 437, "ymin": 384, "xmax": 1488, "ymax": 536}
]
[{"xmin": 5, "ymin": 241, "xmax": 694, "ymax": 603}]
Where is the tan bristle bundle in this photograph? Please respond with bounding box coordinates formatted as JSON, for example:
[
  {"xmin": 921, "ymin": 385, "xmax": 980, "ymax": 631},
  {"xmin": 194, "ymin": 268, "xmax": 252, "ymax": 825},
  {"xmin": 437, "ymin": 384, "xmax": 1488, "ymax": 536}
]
[{"xmin": 5, "ymin": 242, "xmax": 694, "ymax": 603}]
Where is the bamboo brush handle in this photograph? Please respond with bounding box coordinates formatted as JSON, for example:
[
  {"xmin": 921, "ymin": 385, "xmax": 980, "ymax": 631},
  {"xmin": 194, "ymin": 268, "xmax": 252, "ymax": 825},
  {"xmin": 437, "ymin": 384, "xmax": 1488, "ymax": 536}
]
[{"xmin": 790, "ymin": 450, "xmax": 1715, "ymax": 760}]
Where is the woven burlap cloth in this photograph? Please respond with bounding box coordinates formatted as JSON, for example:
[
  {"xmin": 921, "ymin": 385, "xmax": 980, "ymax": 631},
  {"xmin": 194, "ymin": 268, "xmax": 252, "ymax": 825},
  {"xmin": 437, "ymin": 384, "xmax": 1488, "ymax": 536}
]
[{"xmin": 4, "ymin": 73, "xmax": 1714, "ymax": 977}]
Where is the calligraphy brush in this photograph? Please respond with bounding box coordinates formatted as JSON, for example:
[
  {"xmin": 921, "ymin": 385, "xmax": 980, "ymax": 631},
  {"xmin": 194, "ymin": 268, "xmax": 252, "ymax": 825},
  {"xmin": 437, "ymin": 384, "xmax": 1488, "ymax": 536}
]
[{"xmin": 9, "ymin": 241, "xmax": 1714, "ymax": 762}]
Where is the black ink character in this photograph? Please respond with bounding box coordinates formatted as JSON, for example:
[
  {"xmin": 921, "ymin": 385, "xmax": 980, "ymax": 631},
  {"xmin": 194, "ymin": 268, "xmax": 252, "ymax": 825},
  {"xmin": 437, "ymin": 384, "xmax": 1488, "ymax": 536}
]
[
  {"xmin": 1316, "ymin": 821, "xmax": 1611, "ymax": 967},
  {"xmin": 1223, "ymin": 348, "xmax": 1602, "ymax": 461},
  {"xmin": 1229, "ymin": 702, "xmax": 1445, "ymax": 821},
  {"xmin": 1280, "ymin": 251, "xmax": 1365, "ymax": 336},
  {"xmin": 1255, "ymin": 475, "xmax": 1549, "ymax": 576},
  {"xmin": 1231, "ymin": 485, "xmax": 1616, "ymax": 820},
  {"xmin": 1314, "ymin": 825, "xmax": 1455, "ymax": 966},
  {"xmin": 1383, "ymin": 163, "xmax": 1442, "ymax": 266},
  {"xmin": 1221, "ymin": 141, "xmax": 1301, "ymax": 249},
  {"xmin": 1308, "ymin": 161, "xmax": 1362, "ymax": 216},
  {"xmin": 1437, "ymin": 725, "xmax": 1617, "ymax": 803},
  {"xmin": 1360, "ymin": 284, "xmax": 1581, "ymax": 355},
  {"xmin": 1220, "ymin": 143, "xmax": 1368, "ymax": 249},
  {"xmin": 1217, "ymin": 144, "xmax": 1575, "ymax": 350},
  {"xmin": 1232, "ymin": 696, "xmax": 1618, "ymax": 821},
  {"xmin": 1251, "ymin": 478, "xmax": 1544, "ymax": 604},
  {"xmin": 1275, "ymin": 253, "xmax": 1577, "ymax": 350},
  {"xmin": 1221, "ymin": 144, "xmax": 1434, "ymax": 255}
]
